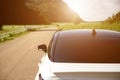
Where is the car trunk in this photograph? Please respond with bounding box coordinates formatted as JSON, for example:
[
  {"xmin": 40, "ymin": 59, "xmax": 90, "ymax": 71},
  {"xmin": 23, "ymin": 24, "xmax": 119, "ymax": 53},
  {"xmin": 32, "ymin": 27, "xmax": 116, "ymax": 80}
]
[
  {"xmin": 51, "ymin": 63, "xmax": 120, "ymax": 80},
  {"xmin": 54, "ymin": 72, "xmax": 120, "ymax": 80}
]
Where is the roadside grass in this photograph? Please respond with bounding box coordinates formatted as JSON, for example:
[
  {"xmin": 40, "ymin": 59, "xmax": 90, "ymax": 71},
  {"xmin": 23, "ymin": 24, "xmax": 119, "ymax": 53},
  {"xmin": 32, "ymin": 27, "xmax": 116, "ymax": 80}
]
[
  {"xmin": 58, "ymin": 22, "xmax": 120, "ymax": 31},
  {"xmin": 0, "ymin": 31, "xmax": 29, "ymax": 43},
  {"xmin": 0, "ymin": 25, "xmax": 45, "ymax": 43},
  {"xmin": 2, "ymin": 25, "xmax": 25, "ymax": 31}
]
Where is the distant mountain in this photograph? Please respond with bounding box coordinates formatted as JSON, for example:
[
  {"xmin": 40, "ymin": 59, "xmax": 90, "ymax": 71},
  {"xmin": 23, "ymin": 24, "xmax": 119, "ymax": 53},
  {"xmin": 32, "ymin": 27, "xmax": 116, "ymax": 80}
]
[{"xmin": 0, "ymin": 0, "xmax": 82, "ymax": 26}]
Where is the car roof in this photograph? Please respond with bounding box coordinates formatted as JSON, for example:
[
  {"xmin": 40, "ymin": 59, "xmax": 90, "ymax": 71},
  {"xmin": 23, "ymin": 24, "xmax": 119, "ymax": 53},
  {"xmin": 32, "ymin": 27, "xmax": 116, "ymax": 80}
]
[
  {"xmin": 49, "ymin": 29, "xmax": 120, "ymax": 63},
  {"xmin": 58, "ymin": 29, "xmax": 120, "ymax": 39}
]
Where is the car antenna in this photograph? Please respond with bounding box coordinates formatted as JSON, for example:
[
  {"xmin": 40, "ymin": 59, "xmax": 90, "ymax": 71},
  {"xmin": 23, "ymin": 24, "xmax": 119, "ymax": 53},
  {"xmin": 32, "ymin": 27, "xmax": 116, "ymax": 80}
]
[{"xmin": 92, "ymin": 29, "xmax": 96, "ymax": 37}]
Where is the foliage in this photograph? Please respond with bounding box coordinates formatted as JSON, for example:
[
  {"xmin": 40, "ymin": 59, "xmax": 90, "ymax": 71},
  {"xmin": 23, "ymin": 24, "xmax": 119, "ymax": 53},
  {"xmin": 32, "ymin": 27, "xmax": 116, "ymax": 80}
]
[
  {"xmin": 58, "ymin": 22, "xmax": 120, "ymax": 32},
  {"xmin": 73, "ymin": 14, "xmax": 81, "ymax": 24},
  {"xmin": 0, "ymin": 25, "xmax": 2, "ymax": 30},
  {"xmin": 104, "ymin": 11, "xmax": 120, "ymax": 23},
  {"xmin": 26, "ymin": 25, "xmax": 44, "ymax": 31},
  {"xmin": 0, "ymin": 25, "xmax": 44, "ymax": 42},
  {"xmin": 0, "ymin": 27, "xmax": 27, "ymax": 42}
]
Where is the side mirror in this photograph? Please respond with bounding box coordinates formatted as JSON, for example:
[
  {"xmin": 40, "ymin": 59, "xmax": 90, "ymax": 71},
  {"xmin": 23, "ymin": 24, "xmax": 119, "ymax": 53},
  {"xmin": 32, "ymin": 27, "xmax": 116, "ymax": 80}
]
[{"xmin": 38, "ymin": 44, "xmax": 47, "ymax": 53}]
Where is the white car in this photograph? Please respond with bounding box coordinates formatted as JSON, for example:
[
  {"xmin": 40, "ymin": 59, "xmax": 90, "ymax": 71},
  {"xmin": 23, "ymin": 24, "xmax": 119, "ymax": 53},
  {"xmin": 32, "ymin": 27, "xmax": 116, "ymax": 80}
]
[{"xmin": 35, "ymin": 29, "xmax": 120, "ymax": 80}]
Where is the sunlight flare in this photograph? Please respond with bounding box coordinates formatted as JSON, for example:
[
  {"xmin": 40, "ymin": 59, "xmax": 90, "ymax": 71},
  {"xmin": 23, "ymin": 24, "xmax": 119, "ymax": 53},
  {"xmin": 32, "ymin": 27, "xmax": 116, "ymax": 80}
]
[
  {"xmin": 63, "ymin": 0, "xmax": 87, "ymax": 19},
  {"xmin": 63, "ymin": 0, "xmax": 120, "ymax": 21}
]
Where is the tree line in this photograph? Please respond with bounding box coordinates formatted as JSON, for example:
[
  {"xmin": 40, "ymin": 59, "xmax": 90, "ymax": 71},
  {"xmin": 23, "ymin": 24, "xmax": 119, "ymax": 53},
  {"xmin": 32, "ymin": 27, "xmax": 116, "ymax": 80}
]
[{"xmin": 104, "ymin": 11, "xmax": 120, "ymax": 23}]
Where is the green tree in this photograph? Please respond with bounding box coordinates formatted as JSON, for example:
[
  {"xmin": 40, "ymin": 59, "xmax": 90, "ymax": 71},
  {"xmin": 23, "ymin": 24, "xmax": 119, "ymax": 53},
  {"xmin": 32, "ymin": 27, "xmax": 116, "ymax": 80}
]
[
  {"xmin": 115, "ymin": 11, "xmax": 120, "ymax": 23},
  {"xmin": 104, "ymin": 11, "xmax": 120, "ymax": 23},
  {"xmin": 73, "ymin": 13, "xmax": 81, "ymax": 24},
  {"xmin": 0, "ymin": 17, "xmax": 2, "ymax": 30}
]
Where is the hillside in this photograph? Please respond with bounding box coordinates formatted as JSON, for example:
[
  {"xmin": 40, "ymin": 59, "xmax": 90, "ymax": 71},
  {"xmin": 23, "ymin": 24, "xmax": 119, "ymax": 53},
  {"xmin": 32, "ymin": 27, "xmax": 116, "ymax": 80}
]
[{"xmin": 0, "ymin": 0, "xmax": 82, "ymax": 26}]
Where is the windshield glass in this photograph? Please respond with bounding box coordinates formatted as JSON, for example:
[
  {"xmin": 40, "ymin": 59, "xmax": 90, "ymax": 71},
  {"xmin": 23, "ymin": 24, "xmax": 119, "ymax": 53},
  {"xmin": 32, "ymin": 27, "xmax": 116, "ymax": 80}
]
[{"xmin": 53, "ymin": 38, "xmax": 120, "ymax": 63}]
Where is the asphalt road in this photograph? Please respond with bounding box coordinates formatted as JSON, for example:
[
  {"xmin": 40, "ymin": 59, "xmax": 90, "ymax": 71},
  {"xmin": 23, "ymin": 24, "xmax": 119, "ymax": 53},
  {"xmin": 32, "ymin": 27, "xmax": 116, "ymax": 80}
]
[{"xmin": 0, "ymin": 28, "xmax": 57, "ymax": 80}]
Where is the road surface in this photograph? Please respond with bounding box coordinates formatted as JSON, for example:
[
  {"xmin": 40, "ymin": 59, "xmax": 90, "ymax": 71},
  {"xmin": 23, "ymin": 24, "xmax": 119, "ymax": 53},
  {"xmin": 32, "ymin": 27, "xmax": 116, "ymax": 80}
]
[{"xmin": 0, "ymin": 28, "xmax": 57, "ymax": 80}]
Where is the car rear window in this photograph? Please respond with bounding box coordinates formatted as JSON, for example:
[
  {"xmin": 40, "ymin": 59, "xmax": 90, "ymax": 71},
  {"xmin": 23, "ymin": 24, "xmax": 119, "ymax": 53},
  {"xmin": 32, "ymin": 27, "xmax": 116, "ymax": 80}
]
[{"xmin": 53, "ymin": 38, "xmax": 120, "ymax": 63}]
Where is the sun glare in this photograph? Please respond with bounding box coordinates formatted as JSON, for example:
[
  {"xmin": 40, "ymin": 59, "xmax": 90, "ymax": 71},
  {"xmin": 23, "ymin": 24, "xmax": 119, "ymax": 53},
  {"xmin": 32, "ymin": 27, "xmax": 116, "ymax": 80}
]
[
  {"xmin": 63, "ymin": 0, "xmax": 120, "ymax": 21},
  {"xmin": 63, "ymin": 0, "xmax": 87, "ymax": 20},
  {"xmin": 63, "ymin": 0, "xmax": 81, "ymax": 13}
]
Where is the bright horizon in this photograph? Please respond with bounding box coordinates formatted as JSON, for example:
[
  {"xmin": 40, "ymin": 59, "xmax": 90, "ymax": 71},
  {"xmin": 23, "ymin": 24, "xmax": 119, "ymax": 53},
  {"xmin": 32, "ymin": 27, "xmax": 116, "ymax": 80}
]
[{"xmin": 63, "ymin": 0, "xmax": 120, "ymax": 21}]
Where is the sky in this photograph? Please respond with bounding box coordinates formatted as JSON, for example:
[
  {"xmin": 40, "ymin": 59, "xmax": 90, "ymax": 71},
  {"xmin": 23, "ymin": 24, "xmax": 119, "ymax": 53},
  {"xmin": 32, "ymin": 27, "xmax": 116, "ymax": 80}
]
[{"xmin": 63, "ymin": 0, "xmax": 120, "ymax": 21}]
